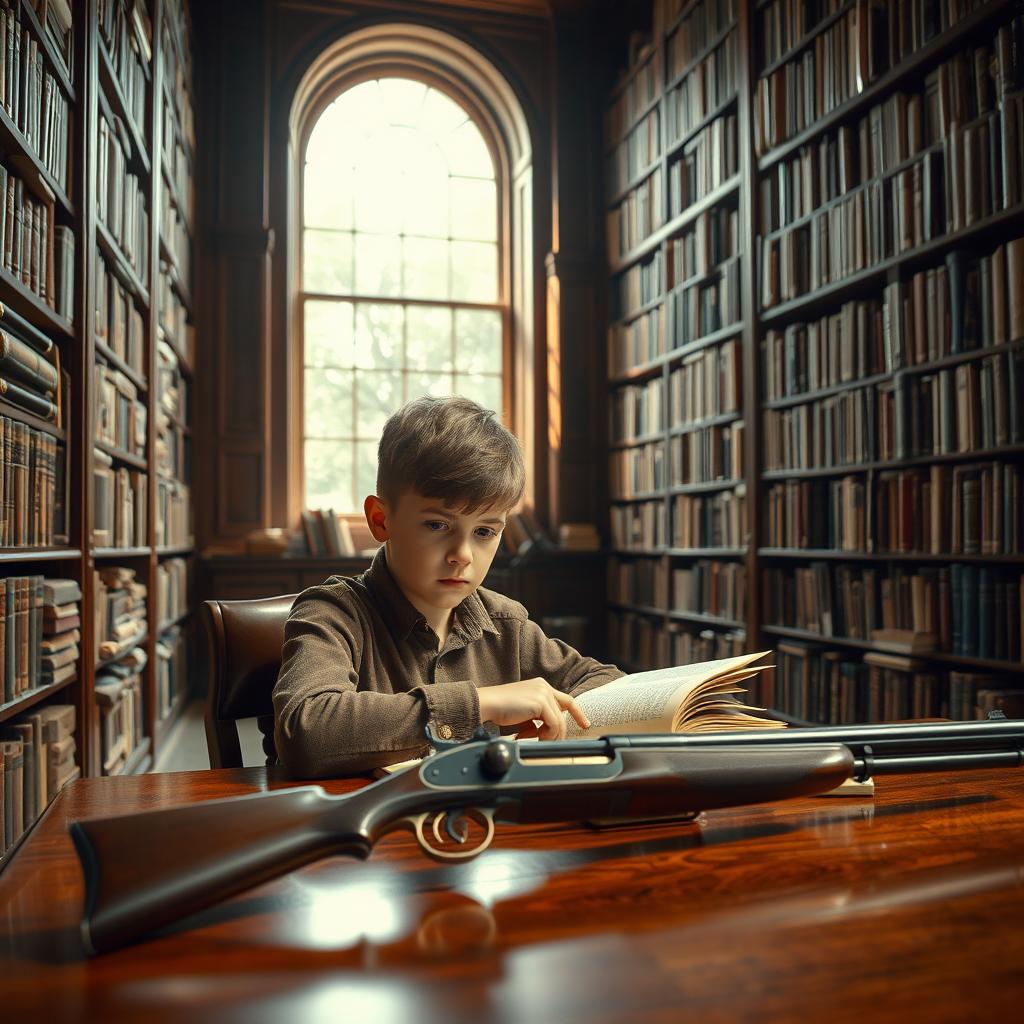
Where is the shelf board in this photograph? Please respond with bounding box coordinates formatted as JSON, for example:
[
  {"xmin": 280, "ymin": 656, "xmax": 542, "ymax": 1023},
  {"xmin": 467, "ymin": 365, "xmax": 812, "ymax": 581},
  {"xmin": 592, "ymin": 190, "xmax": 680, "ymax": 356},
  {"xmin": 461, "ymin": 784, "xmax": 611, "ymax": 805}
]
[
  {"xmin": 667, "ymin": 609, "xmax": 745, "ymax": 629},
  {"xmin": 758, "ymin": 548, "xmax": 1024, "ymax": 564},
  {"xmin": 95, "ymin": 338, "xmax": 148, "ymax": 392},
  {"xmin": 96, "ymin": 219, "xmax": 152, "ymax": 308},
  {"xmin": 668, "ymin": 410, "xmax": 742, "ymax": 437},
  {"xmin": 158, "ymin": 609, "xmax": 192, "ymax": 633},
  {"xmin": 760, "ymin": 205, "xmax": 1024, "ymax": 326},
  {"xmin": 94, "ymin": 439, "xmax": 147, "ymax": 470},
  {"xmin": 156, "ymin": 544, "xmax": 195, "ymax": 557},
  {"xmin": 0, "ymin": 395, "xmax": 65, "ymax": 439},
  {"xmin": 761, "ymin": 444, "xmax": 1024, "ymax": 480},
  {"xmin": 610, "ymin": 430, "xmax": 666, "ymax": 451},
  {"xmin": 154, "ymin": 687, "xmax": 190, "ymax": 754},
  {"xmin": 610, "ymin": 547, "xmax": 668, "ymax": 556},
  {"xmin": 760, "ymin": 624, "xmax": 1024, "ymax": 674},
  {"xmin": 608, "ymin": 174, "xmax": 741, "ymax": 275},
  {"xmin": 98, "ymin": 39, "xmax": 151, "ymax": 176},
  {"xmin": 0, "ymin": 102, "xmax": 74, "ymax": 215},
  {"xmin": 756, "ymin": 0, "xmax": 1014, "ymax": 173},
  {"xmin": 665, "ymin": 22, "xmax": 735, "ymax": 95},
  {"xmin": 0, "ymin": 675, "xmax": 78, "ymax": 725},
  {"xmin": 609, "ymin": 322, "xmax": 743, "ymax": 385},
  {"xmin": 669, "ymin": 478, "xmax": 745, "ymax": 495},
  {"xmin": 665, "ymin": 547, "xmax": 747, "ymax": 558},
  {"xmin": 0, "ymin": 547, "xmax": 80, "ymax": 563},
  {"xmin": 607, "ymin": 159, "xmax": 663, "ymax": 211},
  {"xmin": 93, "ymin": 546, "xmax": 151, "ymax": 559},
  {"xmin": 0, "ymin": 264, "xmax": 74, "ymax": 338},
  {"xmin": 608, "ymin": 600, "xmax": 667, "ymax": 618}
]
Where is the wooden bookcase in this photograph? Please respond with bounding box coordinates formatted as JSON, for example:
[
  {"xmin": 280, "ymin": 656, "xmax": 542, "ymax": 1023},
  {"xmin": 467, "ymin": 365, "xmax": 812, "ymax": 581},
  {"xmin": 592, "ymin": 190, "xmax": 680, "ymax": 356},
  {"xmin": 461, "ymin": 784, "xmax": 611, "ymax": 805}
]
[
  {"xmin": 0, "ymin": 0, "xmax": 195, "ymax": 836},
  {"xmin": 604, "ymin": 0, "xmax": 1024, "ymax": 724}
]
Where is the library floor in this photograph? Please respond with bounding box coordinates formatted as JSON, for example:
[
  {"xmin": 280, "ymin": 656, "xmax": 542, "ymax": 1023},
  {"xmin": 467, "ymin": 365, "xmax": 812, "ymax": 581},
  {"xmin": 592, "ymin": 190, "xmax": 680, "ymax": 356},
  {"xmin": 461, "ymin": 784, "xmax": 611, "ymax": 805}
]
[{"xmin": 152, "ymin": 700, "xmax": 265, "ymax": 772}]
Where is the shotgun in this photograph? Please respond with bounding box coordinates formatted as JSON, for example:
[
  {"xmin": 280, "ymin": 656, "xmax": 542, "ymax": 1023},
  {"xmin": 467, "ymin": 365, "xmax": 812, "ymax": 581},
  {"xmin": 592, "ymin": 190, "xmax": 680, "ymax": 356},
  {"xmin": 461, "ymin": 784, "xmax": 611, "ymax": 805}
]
[{"xmin": 70, "ymin": 718, "xmax": 1024, "ymax": 954}]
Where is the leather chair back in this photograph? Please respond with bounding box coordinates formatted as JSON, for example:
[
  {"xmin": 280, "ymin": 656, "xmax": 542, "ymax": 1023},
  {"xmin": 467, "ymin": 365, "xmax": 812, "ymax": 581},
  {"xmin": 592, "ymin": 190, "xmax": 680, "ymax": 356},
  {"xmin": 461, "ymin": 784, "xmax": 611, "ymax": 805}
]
[{"xmin": 202, "ymin": 594, "xmax": 297, "ymax": 768}]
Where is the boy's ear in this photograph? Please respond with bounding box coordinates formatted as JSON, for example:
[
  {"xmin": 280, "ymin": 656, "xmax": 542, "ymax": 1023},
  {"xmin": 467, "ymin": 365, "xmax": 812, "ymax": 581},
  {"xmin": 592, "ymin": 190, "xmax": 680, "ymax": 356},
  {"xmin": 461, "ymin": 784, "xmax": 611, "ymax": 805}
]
[{"xmin": 364, "ymin": 494, "xmax": 390, "ymax": 542}]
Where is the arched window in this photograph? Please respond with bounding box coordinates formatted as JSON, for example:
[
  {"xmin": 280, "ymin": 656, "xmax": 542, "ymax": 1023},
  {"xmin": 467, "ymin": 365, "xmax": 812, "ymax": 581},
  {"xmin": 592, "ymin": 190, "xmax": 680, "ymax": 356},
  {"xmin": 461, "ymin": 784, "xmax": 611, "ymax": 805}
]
[{"xmin": 300, "ymin": 77, "xmax": 506, "ymax": 513}]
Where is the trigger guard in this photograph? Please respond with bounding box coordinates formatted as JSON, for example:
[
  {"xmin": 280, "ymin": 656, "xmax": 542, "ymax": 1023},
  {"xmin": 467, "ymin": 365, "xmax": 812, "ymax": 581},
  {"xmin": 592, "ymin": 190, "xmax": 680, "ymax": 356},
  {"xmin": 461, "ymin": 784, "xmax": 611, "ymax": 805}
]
[{"xmin": 412, "ymin": 808, "xmax": 496, "ymax": 862}]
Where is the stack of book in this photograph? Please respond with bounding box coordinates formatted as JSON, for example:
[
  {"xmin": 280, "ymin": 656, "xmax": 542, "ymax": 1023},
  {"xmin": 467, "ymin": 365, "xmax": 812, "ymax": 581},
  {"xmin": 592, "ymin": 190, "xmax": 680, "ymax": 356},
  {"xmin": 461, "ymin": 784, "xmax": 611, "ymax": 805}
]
[
  {"xmin": 94, "ymin": 566, "xmax": 146, "ymax": 662},
  {"xmin": 0, "ymin": 302, "xmax": 62, "ymax": 425},
  {"xmin": 95, "ymin": 647, "xmax": 145, "ymax": 776},
  {"xmin": 1, "ymin": 575, "xmax": 42, "ymax": 703},
  {"xmin": 0, "ymin": 703, "xmax": 78, "ymax": 857},
  {"xmin": 41, "ymin": 578, "xmax": 80, "ymax": 690}
]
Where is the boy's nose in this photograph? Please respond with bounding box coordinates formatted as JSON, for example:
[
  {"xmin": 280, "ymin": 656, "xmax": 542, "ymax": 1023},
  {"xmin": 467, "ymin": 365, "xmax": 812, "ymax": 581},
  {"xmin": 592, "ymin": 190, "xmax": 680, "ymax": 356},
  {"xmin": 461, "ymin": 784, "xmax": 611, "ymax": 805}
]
[{"xmin": 447, "ymin": 538, "xmax": 472, "ymax": 565}]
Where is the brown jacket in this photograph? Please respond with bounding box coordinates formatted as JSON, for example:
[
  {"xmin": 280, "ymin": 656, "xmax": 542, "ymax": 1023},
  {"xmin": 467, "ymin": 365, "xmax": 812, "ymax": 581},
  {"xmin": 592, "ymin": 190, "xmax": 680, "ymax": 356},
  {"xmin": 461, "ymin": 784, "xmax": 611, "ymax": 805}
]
[{"xmin": 273, "ymin": 548, "xmax": 624, "ymax": 777}]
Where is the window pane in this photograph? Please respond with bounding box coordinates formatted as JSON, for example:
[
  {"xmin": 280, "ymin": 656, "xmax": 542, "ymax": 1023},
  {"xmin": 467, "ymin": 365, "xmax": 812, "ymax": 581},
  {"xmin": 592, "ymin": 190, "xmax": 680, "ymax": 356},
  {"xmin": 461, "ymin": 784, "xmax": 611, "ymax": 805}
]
[
  {"xmin": 304, "ymin": 229, "xmax": 354, "ymax": 294},
  {"xmin": 403, "ymin": 236, "xmax": 449, "ymax": 300},
  {"xmin": 305, "ymin": 300, "xmax": 355, "ymax": 368},
  {"xmin": 305, "ymin": 439, "xmax": 354, "ymax": 511},
  {"xmin": 408, "ymin": 371, "xmax": 454, "ymax": 401},
  {"xmin": 406, "ymin": 306, "xmax": 453, "ymax": 371},
  {"xmin": 355, "ymin": 369, "xmax": 402, "ymax": 438},
  {"xmin": 304, "ymin": 161, "xmax": 353, "ymax": 230},
  {"xmin": 305, "ymin": 367, "xmax": 352, "ymax": 439},
  {"xmin": 356, "ymin": 439, "xmax": 380, "ymax": 504},
  {"xmin": 442, "ymin": 119, "xmax": 493, "ymax": 178},
  {"xmin": 378, "ymin": 78, "xmax": 427, "ymax": 128},
  {"xmin": 419, "ymin": 86, "xmax": 468, "ymax": 140},
  {"xmin": 354, "ymin": 303, "xmax": 403, "ymax": 369},
  {"xmin": 354, "ymin": 232, "xmax": 402, "ymax": 297},
  {"xmin": 450, "ymin": 177, "xmax": 497, "ymax": 242},
  {"xmin": 456, "ymin": 373, "xmax": 502, "ymax": 415},
  {"xmin": 353, "ymin": 129, "xmax": 406, "ymax": 234},
  {"xmin": 402, "ymin": 146, "xmax": 449, "ymax": 238},
  {"xmin": 455, "ymin": 309, "xmax": 502, "ymax": 374},
  {"xmin": 450, "ymin": 241, "xmax": 497, "ymax": 302}
]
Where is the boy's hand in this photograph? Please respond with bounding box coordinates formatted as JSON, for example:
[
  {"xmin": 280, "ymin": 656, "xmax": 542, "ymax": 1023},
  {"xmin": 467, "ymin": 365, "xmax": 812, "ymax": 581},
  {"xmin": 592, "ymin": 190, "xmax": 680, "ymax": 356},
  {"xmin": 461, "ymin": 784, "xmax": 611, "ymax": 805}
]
[{"xmin": 477, "ymin": 678, "xmax": 590, "ymax": 740}]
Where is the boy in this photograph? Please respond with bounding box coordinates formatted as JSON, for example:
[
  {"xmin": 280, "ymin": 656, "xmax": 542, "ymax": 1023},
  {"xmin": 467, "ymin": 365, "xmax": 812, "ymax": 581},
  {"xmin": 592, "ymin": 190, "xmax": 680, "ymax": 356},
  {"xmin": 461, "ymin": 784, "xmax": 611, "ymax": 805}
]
[{"xmin": 273, "ymin": 395, "xmax": 623, "ymax": 778}]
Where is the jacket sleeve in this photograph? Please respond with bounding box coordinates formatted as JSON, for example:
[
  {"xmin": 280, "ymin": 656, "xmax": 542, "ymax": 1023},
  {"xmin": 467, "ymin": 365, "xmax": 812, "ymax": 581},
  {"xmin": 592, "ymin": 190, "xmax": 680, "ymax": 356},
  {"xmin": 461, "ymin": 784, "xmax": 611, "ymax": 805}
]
[
  {"xmin": 517, "ymin": 616, "xmax": 625, "ymax": 698},
  {"xmin": 272, "ymin": 588, "xmax": 480, "ymax": 778}
]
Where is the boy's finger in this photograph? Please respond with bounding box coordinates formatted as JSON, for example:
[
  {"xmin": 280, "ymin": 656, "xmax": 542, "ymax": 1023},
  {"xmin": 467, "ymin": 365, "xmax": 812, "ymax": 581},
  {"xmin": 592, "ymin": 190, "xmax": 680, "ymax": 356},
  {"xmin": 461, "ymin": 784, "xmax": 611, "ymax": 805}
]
[{"xmin": 555, "ymin": 691, "xmax": 591, "ymax": 730}]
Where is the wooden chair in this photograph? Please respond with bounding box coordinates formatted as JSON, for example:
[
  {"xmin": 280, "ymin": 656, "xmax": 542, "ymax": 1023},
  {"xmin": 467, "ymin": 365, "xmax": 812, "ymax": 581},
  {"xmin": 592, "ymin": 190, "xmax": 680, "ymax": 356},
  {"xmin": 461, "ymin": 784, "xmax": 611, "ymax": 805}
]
[{"xmin": 202, "ymin": 594, "xmax": 297, "ymax": 768}]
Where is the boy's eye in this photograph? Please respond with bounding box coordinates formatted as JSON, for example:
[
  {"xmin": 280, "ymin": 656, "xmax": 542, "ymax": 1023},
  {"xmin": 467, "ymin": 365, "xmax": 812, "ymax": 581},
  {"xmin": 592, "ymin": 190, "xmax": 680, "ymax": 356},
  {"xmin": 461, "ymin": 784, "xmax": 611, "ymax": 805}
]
[
  {"xmin": 424, "ymin": 520, "xmax": 448, "ymax": 532},
  {"xmin": 475, "ymin": 527, "xmax": 498, "ymax": 539}
]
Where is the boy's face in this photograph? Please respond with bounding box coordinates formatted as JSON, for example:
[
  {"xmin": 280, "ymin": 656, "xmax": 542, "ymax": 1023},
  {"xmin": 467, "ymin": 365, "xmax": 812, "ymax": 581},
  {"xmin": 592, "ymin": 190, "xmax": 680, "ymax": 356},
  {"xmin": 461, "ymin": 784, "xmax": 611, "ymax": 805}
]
[{"xmin": 364, "ymin": 490, "xmax": 508, "ymax": 623}]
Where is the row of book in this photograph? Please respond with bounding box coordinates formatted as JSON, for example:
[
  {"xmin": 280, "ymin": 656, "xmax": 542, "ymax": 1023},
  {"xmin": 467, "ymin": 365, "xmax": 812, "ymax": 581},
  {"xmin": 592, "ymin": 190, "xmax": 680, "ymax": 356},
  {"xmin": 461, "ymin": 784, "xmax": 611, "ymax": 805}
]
[
  {"xmin": 607, "ymin": 106, "xmax": 660, "ymax": 201},
  {"xmin": 38, "ymin": 1, "xmax": 73, "ymax": 79},
  {"xmin": 611, "ymin": 499, "xmax": 667, "ymax": 550},
  {"xmin": 666, "ymin": 254, "xmax": 740, "ymax": 347},
  {"xmin": 612, "ymin": 376, "xmax": 663, "ymax": 443},
  {"xmin": 0, "ymin": 163, "xmax": 62, "ymax": 316},
  {"xmin": 670, "ymin": 336, "xmax": 741, "ymax": 423},
  {"xmin": 0, "ymin": 0, "xmax": 72, "ymax": 194},
  {"xmin": 764, "ymin": 460, "xmax": 1024, "ymax": 555},
  {"xmin": 609, "ymin": 556, "xmax": 746, "ymax": 622},
  {"xmin": 667, "ymin": 207, "xmax": 739, "ymax": 286},
  {"xmin": 758, "ymin": 26, "xmax": 1024, "ymax": 235},
  {"xmin": 670, "ymin": 419, "xmax": 743, "ymax": 486},
  {"xmin": 762, "ymin": 245, "xmax": 1024, "ymax": 406},
  {"xmin": 608, "ymin": 606, "xmax": 747, "ymax": 670},
  {"xmin": 158, "ymin": 263, "xmax": 195, "ymax": 366},
  {"xmin": 610, "ymin": 439, "xmax": 666, "ymax": 498},
  {"xmin": 160, "ymin": 189, "xmax": 191, "ymax": 289},
  {"xmin": 96, "ymin": 252, "xmax": 146, "ymax": 378},
  {"xmin": 95, "ymin": 361, "xmax": 146, "ymax": 457},
  {"xmin": 764, "ymin": 563, "xmax": 1024, "ymax": 661},
  {"xmin": 1, "ymin": 576, "xmax": 79, "ymax": 704},
  {"xmin": 97, "ymin": 110, "xmax": 149, "ymax": 287},
  {"xmin": 0, "ymin": 292, "xmax": 60, "ymax": 423},
  {"xmin": 673, "ymin": 487, "xmax": 746, "ymax": 549},
  {"xmin": 95, "ymin": 645, "xmax": 144, "ymax": 776},
  {"xmin": 608, "ymin": 305, "xmax": 665, "ymax": 376},
  {"xmin": 664, "ymin": 0, "xmax": 736, "ymax": 81},
  {"xmin": 155, "ymin": 476, "xmax": 190, "ymax": 547},
  {"xmin": 160, "ymin": 0, "xmax": 195, "ymax": 158},
  {"xmin": 665, "ymin": 25, "xmax": 737, "ymax": 149},
  {"xmin": 1, "ymin": 703, "xmax": 77, "ymax": 857},
  {"xmin": 606, "ymin": 43, "xmax": 658, "ymax": 146},
  {"xmin": 156, "ymin": 341, "xmax": 189, "ymax": 485},
  {"xmin": 607, "ymin": 166, "xmax": 664, "ymax": 260},
  {"xmin": 156, "ymin": 624, "xmax": 185, "ymax": 721},
  {"xmin": 94, "ymin": 565, "xmax": 145, "ymax": 663},
  {"xmin": 156, "ymin": 556, "xmax": 189, "ymax": 628},
  {"xmin": 613, "ymin": 249, "xmax": 663, "ymax": 321},
  {"xmin": 757, "ymin": 0, "xmax": 848, "ymax": 72},
  {"xmin": 762, "ymin": 347, "xmax": 1024, "ymax": 471},
  {"xmin": 769, "ymin": 640, "xmax": 1023, "ymax": 724},
  {"xmin": 0, "ymin": 416, "xmax": 61, "ymax": 546},
  {"xmin": 93, "ymin": 450, "xmax": 146, "ymax": 548},
  {"xmin": 162, "ymin": 94, "xmax": 195, "ymax": 226},
  {"xmin": 99, "ymin": 0, "xmax": 152, "ymax": 139},
  {"xmin": 668, "ymin": 113, "xmax": 736, "ymax": 217},
  {"xmin": 753, "ymin": 0, "xmax": 999, "ymax": 156}
]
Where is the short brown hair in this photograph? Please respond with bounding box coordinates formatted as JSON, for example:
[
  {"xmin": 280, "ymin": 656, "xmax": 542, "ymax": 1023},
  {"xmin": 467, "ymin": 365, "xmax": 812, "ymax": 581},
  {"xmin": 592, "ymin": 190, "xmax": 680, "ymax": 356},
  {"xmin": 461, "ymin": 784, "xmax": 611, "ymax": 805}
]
[{"xmin": 376, "ymin": 396, "xmax": 525, "ymax": 511}]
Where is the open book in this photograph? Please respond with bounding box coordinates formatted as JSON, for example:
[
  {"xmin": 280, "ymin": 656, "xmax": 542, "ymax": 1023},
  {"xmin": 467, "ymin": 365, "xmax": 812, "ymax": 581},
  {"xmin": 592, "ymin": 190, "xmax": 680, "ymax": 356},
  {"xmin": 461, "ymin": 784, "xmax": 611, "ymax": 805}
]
[{"xmin": 565, "ymin": 651, "xmax": 782, "ymax": 739}]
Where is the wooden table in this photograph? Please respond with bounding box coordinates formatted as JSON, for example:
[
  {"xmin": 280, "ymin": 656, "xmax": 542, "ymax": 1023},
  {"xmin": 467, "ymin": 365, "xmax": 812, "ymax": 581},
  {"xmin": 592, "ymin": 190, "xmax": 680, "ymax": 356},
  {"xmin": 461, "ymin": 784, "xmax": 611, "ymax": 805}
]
[{"xmin": 2, "ymin": 765, "xmax": 1024, "ymax": 1022}]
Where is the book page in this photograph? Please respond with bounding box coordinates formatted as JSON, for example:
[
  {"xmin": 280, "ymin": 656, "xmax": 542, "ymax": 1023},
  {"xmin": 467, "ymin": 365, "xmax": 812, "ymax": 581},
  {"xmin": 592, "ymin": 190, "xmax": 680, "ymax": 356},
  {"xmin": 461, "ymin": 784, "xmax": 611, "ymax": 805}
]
[
  {"xmin": 567, "ymin": 676, "xmax": 693, "ymax": 737},
  {"xmin": 602, "ymin": 652, "xmax": 771, "ymax": 690}
]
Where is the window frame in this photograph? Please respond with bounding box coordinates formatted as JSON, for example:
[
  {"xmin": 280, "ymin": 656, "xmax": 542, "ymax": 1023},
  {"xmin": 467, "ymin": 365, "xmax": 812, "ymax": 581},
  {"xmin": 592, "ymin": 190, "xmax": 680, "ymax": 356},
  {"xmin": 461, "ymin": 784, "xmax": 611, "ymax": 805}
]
[{"xmin": 293, "ymin": 67, "xmax": 515, "ymax": 519}]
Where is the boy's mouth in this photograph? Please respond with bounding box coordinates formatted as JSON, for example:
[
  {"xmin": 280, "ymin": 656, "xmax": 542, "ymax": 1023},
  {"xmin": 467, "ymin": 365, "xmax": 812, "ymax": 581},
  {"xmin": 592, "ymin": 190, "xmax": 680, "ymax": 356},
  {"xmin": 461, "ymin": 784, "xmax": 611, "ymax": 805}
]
[{"xmin": 438, "ymin": 578, "xmax": 471, "ymax": 586}]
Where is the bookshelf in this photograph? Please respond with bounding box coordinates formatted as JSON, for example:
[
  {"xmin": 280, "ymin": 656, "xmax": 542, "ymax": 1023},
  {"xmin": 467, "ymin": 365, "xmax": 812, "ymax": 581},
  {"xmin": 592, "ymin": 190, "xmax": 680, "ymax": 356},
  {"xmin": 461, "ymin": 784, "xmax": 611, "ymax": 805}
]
[
  {"xmin": 0, "ymin": 0, "xmax": 195, "ymax": 861},
  {"xmin": 604, "ymin": 0, "xmax": 1024, "ymax": 722}
]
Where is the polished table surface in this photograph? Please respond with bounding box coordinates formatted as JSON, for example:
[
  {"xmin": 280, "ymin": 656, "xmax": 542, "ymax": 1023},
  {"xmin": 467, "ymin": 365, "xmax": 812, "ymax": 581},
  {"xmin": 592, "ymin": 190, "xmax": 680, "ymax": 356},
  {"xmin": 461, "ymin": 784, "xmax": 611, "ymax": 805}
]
[{"xmin": 2, "ymin": 764, "xmax": 1024, "ymax": 1022}]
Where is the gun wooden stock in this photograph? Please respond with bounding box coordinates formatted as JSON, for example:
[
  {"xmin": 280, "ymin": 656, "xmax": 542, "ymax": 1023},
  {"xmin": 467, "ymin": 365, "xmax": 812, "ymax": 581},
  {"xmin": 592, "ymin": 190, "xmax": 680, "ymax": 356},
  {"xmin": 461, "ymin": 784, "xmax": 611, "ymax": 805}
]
[{"xmin": 71, "ymin": 741, "xmax": 855, "ymax": 954}]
